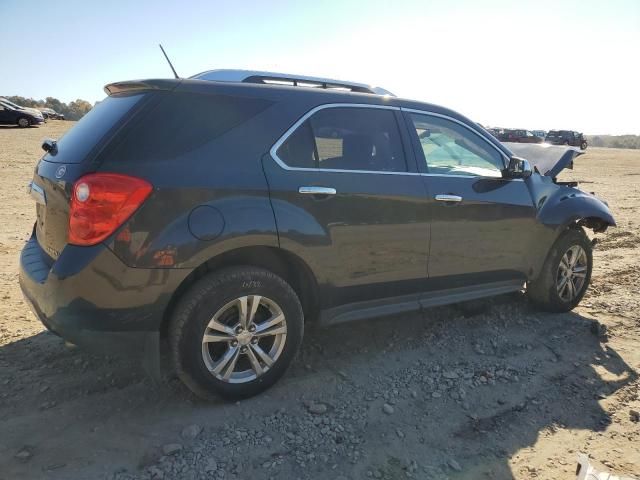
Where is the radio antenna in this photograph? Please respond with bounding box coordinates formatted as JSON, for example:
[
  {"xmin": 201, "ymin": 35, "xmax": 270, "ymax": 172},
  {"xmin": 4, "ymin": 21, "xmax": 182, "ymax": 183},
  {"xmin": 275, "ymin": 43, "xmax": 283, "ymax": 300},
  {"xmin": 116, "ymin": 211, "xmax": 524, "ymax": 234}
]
[{"xmin": 159, "ymin": 44, "xmax": 179, "ymax": 79}]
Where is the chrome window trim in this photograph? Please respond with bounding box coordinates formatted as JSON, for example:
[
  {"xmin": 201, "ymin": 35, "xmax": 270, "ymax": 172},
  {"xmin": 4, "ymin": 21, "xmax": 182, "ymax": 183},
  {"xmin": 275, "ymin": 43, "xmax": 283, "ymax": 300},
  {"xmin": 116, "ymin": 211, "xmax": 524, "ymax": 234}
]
[
  {"xmin": 270, "ymin": 103, "xmax": 402, "ymax": 173},
  {"xmin": 269, "ymin": 103, "xmax": 520, "ymax": 181},
  {"xmin": 401, "ymin": 107, "xmax": 511, "ymax": 166}
]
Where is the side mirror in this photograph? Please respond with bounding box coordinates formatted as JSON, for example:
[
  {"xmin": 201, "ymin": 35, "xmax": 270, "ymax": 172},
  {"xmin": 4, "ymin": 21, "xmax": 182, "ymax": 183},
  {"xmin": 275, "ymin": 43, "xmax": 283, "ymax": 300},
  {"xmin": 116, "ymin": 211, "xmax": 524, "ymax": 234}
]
[
  {"xmin": 42, "ymin": 138, "xmax": 58, "ymax": 155},
  {"xmin": 504, "ymin": 156, "xmax": 532, "ymax": 179}
]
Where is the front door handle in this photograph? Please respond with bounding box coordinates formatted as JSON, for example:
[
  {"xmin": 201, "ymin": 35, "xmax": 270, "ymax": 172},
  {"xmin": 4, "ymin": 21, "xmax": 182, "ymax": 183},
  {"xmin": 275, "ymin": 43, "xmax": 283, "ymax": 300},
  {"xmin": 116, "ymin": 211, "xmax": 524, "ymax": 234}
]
[
  {"xmin": 434, "ymin": 194, "xmax": 462, "ymax": 203},
  {"xmin": 299, "ymin": 186, "xmax": 337, "ymax": 195}
]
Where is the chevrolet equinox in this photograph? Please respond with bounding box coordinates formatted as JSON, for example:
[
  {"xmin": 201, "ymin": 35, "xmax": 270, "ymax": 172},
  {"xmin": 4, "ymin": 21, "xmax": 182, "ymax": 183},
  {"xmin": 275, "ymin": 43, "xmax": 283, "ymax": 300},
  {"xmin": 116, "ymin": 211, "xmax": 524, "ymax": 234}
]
[{"xmin": 20, "ymin": 70, "xmax": 615, "ymax": 399}]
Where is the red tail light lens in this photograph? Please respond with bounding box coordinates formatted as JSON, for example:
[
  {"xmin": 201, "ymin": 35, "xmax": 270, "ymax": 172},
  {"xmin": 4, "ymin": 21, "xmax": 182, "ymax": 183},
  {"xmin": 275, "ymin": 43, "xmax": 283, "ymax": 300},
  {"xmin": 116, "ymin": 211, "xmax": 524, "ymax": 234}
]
[{"xmin": 68, "ymin": 173, "xmax": 153, "ymax": 246}]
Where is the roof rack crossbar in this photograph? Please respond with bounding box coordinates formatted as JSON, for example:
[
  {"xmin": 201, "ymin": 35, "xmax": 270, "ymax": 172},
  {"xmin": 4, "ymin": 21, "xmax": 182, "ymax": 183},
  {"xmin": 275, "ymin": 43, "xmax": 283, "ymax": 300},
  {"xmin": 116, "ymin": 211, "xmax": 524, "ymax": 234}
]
[
  {"xmin": 242, "ymin": 75, "xmax": 372, "ymax": 93},
  {"xmin": 190, "ymin": 69, "xmax": 395, "ymax": 96}
]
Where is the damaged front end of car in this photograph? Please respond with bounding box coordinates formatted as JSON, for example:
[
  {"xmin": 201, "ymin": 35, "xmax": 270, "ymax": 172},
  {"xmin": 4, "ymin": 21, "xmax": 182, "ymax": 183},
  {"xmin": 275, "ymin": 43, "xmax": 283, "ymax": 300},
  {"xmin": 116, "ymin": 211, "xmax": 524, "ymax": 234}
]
[{"xmin": 504, "ymin": 142, "xmax": 616, "ymax": 234}]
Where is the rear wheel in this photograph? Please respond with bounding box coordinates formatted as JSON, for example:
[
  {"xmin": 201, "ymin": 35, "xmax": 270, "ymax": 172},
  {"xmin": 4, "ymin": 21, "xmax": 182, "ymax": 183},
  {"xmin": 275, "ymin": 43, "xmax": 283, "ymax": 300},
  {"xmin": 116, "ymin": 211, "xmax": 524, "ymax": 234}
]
[
  {"xmin": 17, "ymin": 117, "xmax": 30, "ymax": 128},
  {"xmin": 527, "ymin": 228, "xmax": 592, "ymax": 312},
  {"xmin": 169, "ymin": 266, "xmax": 304, "ymax": 400}
]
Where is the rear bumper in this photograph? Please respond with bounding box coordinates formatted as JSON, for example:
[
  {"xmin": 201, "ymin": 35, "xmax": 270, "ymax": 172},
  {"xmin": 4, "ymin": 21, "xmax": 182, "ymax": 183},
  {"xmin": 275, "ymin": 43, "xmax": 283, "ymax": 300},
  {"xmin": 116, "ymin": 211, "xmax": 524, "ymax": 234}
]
[{"xmin": 19, "ymin": 235, "xmax": 190, "ymax": 362}]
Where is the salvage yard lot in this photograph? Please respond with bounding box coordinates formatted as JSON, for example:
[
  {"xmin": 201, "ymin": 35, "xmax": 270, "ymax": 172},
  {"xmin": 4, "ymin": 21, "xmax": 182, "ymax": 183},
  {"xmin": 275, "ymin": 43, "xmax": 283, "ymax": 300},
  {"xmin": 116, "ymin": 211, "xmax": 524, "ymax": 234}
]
[{"xmin": 0, "ymin": 122, "xmax": 638, "ymax": 479}]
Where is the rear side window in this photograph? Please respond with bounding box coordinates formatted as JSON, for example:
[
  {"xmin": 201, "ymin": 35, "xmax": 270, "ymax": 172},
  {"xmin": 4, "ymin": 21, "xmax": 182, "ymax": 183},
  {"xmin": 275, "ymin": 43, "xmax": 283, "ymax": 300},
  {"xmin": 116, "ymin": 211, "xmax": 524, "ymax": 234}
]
[
  {"xmin": 111, "ymin": 92, "xmax": 273, "ymax": 162},
  {"xmin": 276, "ymin": 107, "xmax": 407, "ymax": 172},
  {"xmin": 277, "ymin": 121, "xmax": 317, "ymax": 168},
  {"xmin": 47, "ymin": 93, "xmax": 144, "ymax": 163}
]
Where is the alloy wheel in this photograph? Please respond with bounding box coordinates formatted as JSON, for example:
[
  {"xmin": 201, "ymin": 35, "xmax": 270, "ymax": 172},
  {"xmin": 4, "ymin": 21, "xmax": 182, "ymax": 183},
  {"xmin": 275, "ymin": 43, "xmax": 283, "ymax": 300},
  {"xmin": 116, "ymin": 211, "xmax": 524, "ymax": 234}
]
[
  {"xmin": 556, "ymin": 245, "xmax": 588, "ymax": 302},
  {"xmin": 201, "ymin": 295, "xmax": 287, "ymax": 383}
]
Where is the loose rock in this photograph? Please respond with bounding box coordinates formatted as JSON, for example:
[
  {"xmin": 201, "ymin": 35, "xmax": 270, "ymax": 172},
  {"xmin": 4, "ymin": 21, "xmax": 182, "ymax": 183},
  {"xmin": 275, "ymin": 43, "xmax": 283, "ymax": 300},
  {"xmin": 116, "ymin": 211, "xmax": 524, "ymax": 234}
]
[
  {"xmin": 181, "ymin": 424, "xmax": 203, "ymax": 439},
  {"xmin": 307, "ymin": 402, "xmax": 328, "ymax": 415},
  {"xmin": 448, "ymin": 458, "xmax": 462, "ymax": 472},
  {"xmin": 162, "ymin": 443, "xmax": 183, "ymax": 456},
  {"xmin": 14, "ymin": 447, "xmax": 32, "ymax": 462},
  {"xmin": 205, "ymin": 458, "xmax": 218, "ymax": 472}
]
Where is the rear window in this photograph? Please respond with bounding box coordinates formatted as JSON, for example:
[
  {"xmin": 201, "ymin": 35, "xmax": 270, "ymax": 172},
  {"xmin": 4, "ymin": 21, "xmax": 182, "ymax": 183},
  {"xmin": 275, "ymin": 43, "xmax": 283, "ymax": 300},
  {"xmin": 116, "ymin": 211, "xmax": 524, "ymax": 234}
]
[
  {"xmin": 46, "ymin": 93, "xmax": 144, "ymax": 163},
  {"xmin": 109, "ymin": 92, "xmax": 273, "ymax": 163}
]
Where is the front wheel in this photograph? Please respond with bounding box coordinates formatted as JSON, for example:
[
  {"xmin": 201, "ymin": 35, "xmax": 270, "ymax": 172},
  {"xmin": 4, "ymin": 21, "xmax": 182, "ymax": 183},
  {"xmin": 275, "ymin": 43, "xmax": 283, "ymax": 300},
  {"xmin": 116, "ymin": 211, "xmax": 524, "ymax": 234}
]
[
  {"xmin": 581, "ymin": 141, "xmax": 588, "ymax": 150},
  {"xmin": 169, "ymin": 266, "xmax": 304, "ymax": 400},
  {"xmin": 527, "ymin": 228, "xmax": 593, "ymax": 312},
  {"xmin": 17, "ymin": 117, "xmax": 30, "ymax": 128}
]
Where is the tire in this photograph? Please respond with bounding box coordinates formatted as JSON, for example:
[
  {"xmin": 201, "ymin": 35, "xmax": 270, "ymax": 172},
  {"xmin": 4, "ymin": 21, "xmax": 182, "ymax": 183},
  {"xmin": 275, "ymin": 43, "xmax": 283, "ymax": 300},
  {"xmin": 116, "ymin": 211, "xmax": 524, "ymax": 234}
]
[
  {"xmin": 581, "ymin": 142, "xmax": 587, "ymax": 150},
  {"xmin": 17, "ymin": 117, "xmax": 30, "ymax": 128},
  {"xmin": 563, "ymin": 140, "xmax": 569, "ymax": 146},
  {"xmin": 527, "ymin": 228, "xmax": 592, "ymax": 312},
  {"xmin": 169, "ymin": 266, "xmax": 304, "ymax": 400}
]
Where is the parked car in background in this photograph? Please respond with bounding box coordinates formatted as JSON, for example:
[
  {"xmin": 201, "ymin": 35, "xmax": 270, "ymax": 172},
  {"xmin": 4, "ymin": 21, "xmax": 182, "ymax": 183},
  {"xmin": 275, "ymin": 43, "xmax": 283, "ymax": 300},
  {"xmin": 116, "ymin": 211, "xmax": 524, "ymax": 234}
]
[
  {"xmin": 0, "ymin": 100, "xmax": 45, "ymax": 127},
  {"xmin": 532, "ymin": 130, "xmax": 546, "ymax": 139},
  {"xmin": 0, "ymin": 97, "xmax": 45, "ymax": 126},
  {"xmin": 487, "ymin": 127, "xmax": 503, "ymax": 139},
  {"xmin": 40, "ymin": 108, "xmax": 65, "ymax": 120},
  {"xmin": 20, "ymin": 70, "xmax": 614, "ymax": 399},
  {"xmin": 545, "ymin": 130, "xmax": 587, "ymax": 150},
  {"xmin": 499, "ymin": 129, "xmax": 543, "ymax": 143}
]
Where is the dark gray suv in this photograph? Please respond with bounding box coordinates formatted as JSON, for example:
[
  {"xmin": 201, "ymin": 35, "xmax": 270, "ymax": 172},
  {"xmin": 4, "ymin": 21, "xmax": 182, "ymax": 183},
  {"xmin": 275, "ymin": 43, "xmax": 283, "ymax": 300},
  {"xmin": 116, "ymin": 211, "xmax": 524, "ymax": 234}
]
[{"xmin": 19, "ymin": 70, "xmax": 615, "ymax": 399}]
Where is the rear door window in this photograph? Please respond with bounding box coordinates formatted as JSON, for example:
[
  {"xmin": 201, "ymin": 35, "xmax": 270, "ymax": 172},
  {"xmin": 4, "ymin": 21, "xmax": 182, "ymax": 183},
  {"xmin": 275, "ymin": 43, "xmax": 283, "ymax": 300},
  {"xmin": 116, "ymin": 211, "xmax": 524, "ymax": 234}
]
[
  {"xmin": 46, "ymin": 93, "xmax": 145, "ymax": 163},
  {"xmin": 276, "ymin": 107, "xmax": 407, "ymax": 172}
]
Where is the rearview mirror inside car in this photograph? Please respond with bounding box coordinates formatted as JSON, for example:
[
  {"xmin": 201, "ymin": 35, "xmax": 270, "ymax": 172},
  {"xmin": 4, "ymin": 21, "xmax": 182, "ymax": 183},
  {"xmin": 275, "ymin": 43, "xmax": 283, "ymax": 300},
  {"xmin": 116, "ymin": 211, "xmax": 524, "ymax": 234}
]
[{"xmin": 505, "ymin": 156, "xmax": 532, "ymax": 179}]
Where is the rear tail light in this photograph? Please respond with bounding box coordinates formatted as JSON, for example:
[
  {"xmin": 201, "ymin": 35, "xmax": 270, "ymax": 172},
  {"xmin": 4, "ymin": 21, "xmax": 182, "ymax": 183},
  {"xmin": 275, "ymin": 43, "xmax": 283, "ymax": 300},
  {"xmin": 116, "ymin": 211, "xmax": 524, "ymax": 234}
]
[{"xmin": 68, "ymin": 173, "xmax": 153, "ymax": 246}]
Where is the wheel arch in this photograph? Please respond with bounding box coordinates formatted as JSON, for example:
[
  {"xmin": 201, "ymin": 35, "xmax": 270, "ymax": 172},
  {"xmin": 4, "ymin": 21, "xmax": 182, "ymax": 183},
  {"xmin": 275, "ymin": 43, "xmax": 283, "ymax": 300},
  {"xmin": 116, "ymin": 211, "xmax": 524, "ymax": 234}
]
[
  {"xmin": 539, "ymin": 193, "xmax": 616, "ymax": 234},
  {"xmin": 160, "ymin": 246, "xmax": 320, "ymax": 338},
  {"xmin": 529, "ymin": 196, "xmax": 614, "ymax": 282}
]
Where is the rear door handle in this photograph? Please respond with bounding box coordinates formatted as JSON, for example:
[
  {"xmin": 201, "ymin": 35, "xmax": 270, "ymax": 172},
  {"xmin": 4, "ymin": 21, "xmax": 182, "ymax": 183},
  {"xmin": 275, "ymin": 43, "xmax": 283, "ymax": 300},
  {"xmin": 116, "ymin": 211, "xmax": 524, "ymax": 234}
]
[
  {"xmin": 434, "ymin": 194, "xmax": 462, "ymax": 203},
  {"xmin": 299, "ymin": 186, "xmax": 337, "ymax": 195}
]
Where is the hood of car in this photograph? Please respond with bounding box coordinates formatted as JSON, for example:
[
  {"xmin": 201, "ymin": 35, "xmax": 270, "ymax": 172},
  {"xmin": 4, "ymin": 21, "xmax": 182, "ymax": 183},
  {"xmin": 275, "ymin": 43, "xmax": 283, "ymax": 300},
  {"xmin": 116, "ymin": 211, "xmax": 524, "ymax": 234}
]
[
  {"xmin": 503, "ymin": 142, "xmax": 584, "ymax": 178},
  {"xmin": 16, "ymin": 106, "xmax": 43, "ymax": 117}
]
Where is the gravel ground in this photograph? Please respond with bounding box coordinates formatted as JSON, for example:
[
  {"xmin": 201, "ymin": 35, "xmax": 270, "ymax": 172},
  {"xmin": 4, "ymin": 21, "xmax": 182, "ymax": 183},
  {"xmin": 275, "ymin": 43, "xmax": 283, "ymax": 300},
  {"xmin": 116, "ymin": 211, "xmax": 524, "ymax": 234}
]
[{"xmin": 0, "ymin": 122, "xmax": 638, "ymax": 480}]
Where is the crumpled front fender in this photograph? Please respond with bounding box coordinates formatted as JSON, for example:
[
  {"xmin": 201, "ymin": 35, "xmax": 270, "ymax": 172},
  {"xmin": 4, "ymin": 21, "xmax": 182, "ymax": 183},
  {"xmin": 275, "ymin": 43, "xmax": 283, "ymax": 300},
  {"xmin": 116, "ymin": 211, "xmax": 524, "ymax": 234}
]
[{"xmin": 538, "ymin": 186, "xmax": 616, "ymax": 233}]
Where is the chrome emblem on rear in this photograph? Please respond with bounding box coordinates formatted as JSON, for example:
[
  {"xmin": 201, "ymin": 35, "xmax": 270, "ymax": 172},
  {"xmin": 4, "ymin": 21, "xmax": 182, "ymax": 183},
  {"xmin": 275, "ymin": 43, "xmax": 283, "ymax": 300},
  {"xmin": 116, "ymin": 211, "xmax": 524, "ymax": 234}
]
[{"xmin": 55, "ymin": 165, "xmax": 66, "ymax": 178}]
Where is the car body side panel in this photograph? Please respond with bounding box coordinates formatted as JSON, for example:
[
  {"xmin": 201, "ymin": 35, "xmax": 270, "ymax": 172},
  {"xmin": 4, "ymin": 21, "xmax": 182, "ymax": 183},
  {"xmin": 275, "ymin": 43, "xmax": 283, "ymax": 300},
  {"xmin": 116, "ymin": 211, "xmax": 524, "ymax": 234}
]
[
  {"xmin": 424, "ymin": 176, "xmax": 538, "ymax": 285},
  {"xmin": 263, "ymin": 158, "xmax": 430, "ymax": 309},
  {"xmin": 101, "ymin": 92, "xmax": 305, "ymax": 268}
]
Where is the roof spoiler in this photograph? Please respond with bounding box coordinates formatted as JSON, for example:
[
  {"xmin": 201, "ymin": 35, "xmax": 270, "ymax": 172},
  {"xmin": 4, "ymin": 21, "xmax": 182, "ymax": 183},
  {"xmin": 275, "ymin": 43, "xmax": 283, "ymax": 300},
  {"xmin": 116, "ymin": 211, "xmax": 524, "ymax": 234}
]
[{"xmin": 103, "ymin": 79, "xmax": 180, "ymax": 96}]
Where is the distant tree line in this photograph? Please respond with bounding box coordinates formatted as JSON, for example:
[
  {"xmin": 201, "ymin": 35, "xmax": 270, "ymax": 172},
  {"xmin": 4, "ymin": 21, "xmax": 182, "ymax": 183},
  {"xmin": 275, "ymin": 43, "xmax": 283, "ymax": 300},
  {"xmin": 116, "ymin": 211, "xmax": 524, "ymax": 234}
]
[
  {"xmin": 3, "ymin": 96, "xmax": 93, "ymax": 121},
  {"xmin": 586, "ymin": 135, "xmax": 640, "ymax": 150}
]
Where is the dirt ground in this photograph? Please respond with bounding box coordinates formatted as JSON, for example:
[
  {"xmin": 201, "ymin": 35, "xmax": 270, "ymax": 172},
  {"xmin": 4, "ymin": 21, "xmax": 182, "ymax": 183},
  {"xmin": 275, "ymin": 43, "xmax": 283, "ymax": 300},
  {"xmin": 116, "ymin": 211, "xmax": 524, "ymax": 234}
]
[{"xmin": 0, "ymin": 122, "xmax": 638, "ymax": 480}]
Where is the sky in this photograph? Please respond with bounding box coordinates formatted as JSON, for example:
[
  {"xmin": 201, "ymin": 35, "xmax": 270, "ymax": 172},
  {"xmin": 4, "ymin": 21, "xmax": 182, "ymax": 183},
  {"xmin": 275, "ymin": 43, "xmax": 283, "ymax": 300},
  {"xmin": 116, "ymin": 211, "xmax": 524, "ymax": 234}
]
[{"xmin": 1, "ymin": 0, "xmax": 638, "ymax": 135}]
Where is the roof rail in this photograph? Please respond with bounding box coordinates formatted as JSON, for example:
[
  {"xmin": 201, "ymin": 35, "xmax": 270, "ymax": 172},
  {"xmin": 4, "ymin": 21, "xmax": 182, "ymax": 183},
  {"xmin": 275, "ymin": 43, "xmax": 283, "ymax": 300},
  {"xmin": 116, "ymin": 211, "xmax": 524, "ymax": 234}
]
[{"xmin": 190, "ymin": 69, "xmax": 395, "ymax": 96}]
